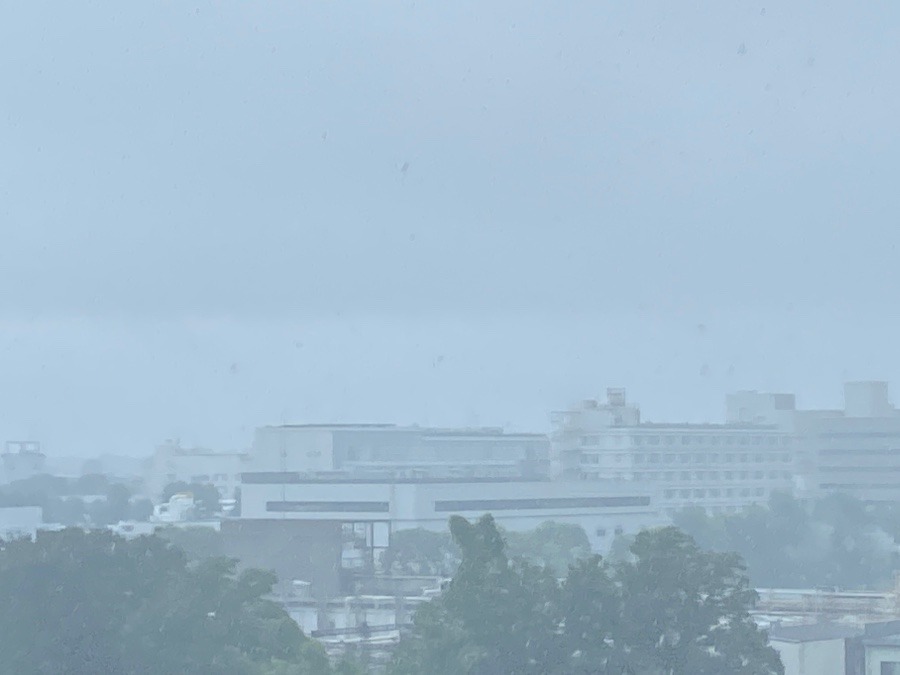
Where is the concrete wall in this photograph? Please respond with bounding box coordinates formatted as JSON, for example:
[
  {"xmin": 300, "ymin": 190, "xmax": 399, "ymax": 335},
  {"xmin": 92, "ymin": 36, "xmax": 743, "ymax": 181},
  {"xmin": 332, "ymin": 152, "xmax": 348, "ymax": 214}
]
[
  {"xmin": 251, "ymin": 425, "xmax": 550, "ymax": 479},
  {"xmin": 221, "ymin": 519, "xmax": 343, "ymax": 599},
  {"xmin": 770, "ymin": 638, "xmax": 845, "ymax": 675},
  {"xmin": 145, "ymin": 442, "xmax": 248, "ymax": 500},
  {"xmin": 239, "ymin": 478, "xmax": 662, "ymax": 554},
  {"xmin": 726, "ymin": 391, "xmax": 796, "ymax": 426},
  {"xmin": 251, "ymin": 427, "xmax": 336, "ymax": 473},
  {"xmin": 0, "ymin": 506, "xmax": 43, "ymax": 540},
  {"xmin": 844, "ymin": 381, "xmax": 893, "ymax": 418},
  {"xmin": 865, "ymin": 645, "xmax": 900, "ymax": 675}
]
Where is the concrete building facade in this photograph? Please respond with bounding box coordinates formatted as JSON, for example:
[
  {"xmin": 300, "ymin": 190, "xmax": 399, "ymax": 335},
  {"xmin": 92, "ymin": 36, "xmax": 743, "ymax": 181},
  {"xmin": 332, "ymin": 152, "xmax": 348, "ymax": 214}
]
[
  {"xmin": 1, "ymin": 441, "xmax": 46, "ymax": 484},
  {"xmin": 238, "ymin": 473, "xmax": 662, "ymax": 555},
  {"xmin": 728, "ymin": 382, "xmax": 900, "ymax": 503},
  {"xmin": 552, "ymin": 381, "xmax": 900, "ymax": 513},
  {"xmin": 250, "ymin": 424, "xmax": 550, "ymax": 479},
  {"xmin": 0, "ymin": 506, "xmax": 43, "ymax": 540},
  {"xmin": 144, "ymin": 440, "xmax": 249, "ymax": 501},
  {"xmin": 551, "ymin": 390, "xmax": 798, "ymax": 514}
]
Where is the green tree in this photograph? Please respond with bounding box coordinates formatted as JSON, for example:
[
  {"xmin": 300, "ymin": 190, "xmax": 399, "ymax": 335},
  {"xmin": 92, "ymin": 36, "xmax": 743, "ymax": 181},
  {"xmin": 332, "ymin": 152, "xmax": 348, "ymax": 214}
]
[
  {"xmin": 616, "ymin": 527, "xmax": 783, "ymax": 675},
  {"xmin": 391, "ymin": 518, "xmax": 783, "ymax": 675},
  {"xmin": 0, "ymin": 528, "xmax": 334, "ymax": 675},
  {"xmin": 84, "ymin": 482, "xmax": 133, "ymax": 527},
  {"xmin": 129, "ymin": 497, "xmax": 154, "ymax": 521},
  {"xmin": 382, "ymin": 527, "xmax": 459, "ymax": 576},
  {"xmin": 384, "ymin": 521, "xmax": 592, "ymax": 578},
  {"xmin": 392, "ymin": 515, "xmax": 562, "ymax": 675},
  {"xmin": 504, "ymin": 521, "xmax": 592, "ymax": 576},
  {"xmin": 43, "ymin": 496, "xmax": 86, "ymax": 526},
  {"xmin": 158, "ymin": 525, "xmax": 225, "ymax": 562},
  {"xmin": 673, "ymin": 493, "xmax": 899, "ymax": 590},
  {"xmin": 558, "ymin": 555, "xmax": 626, "ymax": 673},
  {"xmin": 161, "ymin": 481, "xmax": 222, "ymax": 518},
  {"xmin": 75, "ymin": 472, "xmax": 111, "ymax": 495}
]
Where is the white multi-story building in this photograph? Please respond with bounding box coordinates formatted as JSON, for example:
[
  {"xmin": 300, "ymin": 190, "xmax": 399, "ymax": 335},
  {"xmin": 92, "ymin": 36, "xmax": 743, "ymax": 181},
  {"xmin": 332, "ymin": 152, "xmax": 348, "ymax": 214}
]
[
  {"xmin": 729, "ymin": 381, "xmax": 900, "ymax": 503},
  {"xmin": 552, "ymin": 389, "xmax": 798, "ymax": 515},
  {"xmin": 238, "ymin": 473, "xmax": 662, "ymax": 554},
  {"xmin": 144, "ymin": 440, "xmax": 249, "ymax": 501},
  {"xmin": 250, "ymin": 424, "xmax": 550, "ymax": 479},
  {"xmin": 553, "ymin": 381, "xmax": 900, "ymax": 513}
]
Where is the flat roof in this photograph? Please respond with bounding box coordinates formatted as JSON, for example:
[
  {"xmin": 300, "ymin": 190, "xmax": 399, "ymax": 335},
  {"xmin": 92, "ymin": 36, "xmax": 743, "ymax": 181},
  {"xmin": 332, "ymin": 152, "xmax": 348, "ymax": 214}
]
[
  {"xmin": 631, "ymin": 423, "xmax": 781, "ymax": 431},
  {"xmin": 265, "ymin": 424, "xmax": 399, "ymax": 430},
  {"xmin": 424, "ymin": 431, "xmax": 547, "ymax": 439},
  {"xmin": 768, "ymin": 623, "xmax": 862, "ymax": 643},
  {"xmin": 259, "ymin": 424, "xmax": 546, "ymax": 438},
  {"xmin": 863, "ymin": 634, "xmax": 900, "ymax": 648},
  {"xmin": 241, "ymin": 472, "xmax": 554, "ymax": 485}
]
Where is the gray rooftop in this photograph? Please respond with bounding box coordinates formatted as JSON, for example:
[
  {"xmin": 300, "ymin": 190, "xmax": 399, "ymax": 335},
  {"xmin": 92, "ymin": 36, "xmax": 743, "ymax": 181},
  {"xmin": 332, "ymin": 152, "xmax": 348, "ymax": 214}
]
[
  {"xmin": 768, "ymin": 623, "xmax": 862, "ymax": 643},
  {"xmin": 863, "ymin": 634, "xmax": 900, "ymax": 648}
]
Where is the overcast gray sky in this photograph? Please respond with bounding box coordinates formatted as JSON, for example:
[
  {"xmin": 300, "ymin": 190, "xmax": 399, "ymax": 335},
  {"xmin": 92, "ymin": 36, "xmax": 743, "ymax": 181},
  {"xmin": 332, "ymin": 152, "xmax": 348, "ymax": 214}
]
[{"xmin": 2, "ymin": 2, "xmax": 899, "ymax": 455}]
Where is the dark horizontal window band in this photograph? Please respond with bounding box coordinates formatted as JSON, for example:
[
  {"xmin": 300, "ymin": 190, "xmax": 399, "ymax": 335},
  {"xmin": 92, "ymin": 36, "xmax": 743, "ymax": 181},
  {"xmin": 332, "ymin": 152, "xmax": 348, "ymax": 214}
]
[
  {"xmin": 819, "ymin": 449, "xmax": 900, "ymax": 456},
  {"xmin": 817, "ymin": 433, "xmax": 900, "ymax": 439},
  {"xmin": 819, "ymin": 466, "xmax": 900, "ymax": 472},
  {"xmin": 243, "ymin": 472, "xmax": 549, "ymax": 485},
  {"xmin": 820, "ymin": 484, "xmax": 900, "ymax": 490},
  {"xmin": 266, "ymin": 501, "xmax": 390, "ymax": 513},
  {"xmin": 434, "ymin": 496, "xmax": 650, "ymax": 512}
]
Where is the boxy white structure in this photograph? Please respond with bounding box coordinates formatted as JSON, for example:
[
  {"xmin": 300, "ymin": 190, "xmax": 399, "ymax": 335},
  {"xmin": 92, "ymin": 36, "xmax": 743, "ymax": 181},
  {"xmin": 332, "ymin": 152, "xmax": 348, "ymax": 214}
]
[
  {"xmin": 239, "ymin": 474, "xmax": 662, "ymax": 553},
  {"xmin": 0, "ymin": 506, "xmax": 43, "ymax": 541}
]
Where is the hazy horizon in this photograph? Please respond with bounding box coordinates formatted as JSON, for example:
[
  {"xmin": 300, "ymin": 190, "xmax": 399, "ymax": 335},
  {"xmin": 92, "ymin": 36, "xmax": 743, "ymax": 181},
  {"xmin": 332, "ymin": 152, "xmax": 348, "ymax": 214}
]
[{"xmin": 3, "ymin": 2, "xmax": 899, "ymax": 456}]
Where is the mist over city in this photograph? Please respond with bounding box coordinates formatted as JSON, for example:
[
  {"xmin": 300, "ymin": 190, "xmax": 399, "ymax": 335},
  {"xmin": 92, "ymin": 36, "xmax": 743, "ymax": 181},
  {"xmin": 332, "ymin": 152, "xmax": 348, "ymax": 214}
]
[{"xmin": 3, "ymin": 1, "xmax": 900, "ymax": 673}]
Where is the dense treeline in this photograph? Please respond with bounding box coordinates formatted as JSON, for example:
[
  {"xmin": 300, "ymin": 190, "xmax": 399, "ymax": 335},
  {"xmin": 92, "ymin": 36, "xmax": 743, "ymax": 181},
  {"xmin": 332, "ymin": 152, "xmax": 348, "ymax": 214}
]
[
  {"xmin": 0, "ymin": 529, "xmax": 361, "ymax": 675},
  {"xmin": 673, "ymin": 492, "xmax": 900, "ymax": 589},
  {"xmin": 0, "ymin": 474, "xmax": 232, "ymax": 527},
  {"xmin": 382, "ymin": 520, "xmax": 593, "ymax": 577},
  {"xmin": 390, "ymin": 515, "xmax": 783, "ymax": 675},
  {"xmin": 0, "ymin": 473, "xmax": 153, "ymax": 526},
  {"xmin": 0, "ymin": 517, "xmax": 785, "ymax": 674}
]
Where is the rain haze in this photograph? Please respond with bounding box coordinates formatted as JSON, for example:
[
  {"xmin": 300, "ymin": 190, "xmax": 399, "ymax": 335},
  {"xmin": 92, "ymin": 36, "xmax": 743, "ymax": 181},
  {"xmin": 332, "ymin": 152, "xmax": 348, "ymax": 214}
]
[{"xmin": 2, "ymin": 1, "xmax": 900, "ymax": 454}]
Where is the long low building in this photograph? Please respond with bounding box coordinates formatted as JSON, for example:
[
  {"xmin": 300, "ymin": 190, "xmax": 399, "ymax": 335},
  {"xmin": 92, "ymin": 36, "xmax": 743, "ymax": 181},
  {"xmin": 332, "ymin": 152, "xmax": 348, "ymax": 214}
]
[{"xmin": 238, "ymin": 473, "xmax": 662, "ymax": 554}]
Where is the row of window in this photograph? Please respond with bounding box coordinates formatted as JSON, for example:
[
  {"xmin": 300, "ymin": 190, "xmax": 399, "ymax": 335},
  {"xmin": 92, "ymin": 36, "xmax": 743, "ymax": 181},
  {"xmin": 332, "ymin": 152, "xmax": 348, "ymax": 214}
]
[
  {"xmin": 819, "ymin": 448, "xmax": 900, "ymax": 455},
  {"xmin": 581, "ymin": 434, "xmax": 789, "ymax": 447},
  {"xmin": 267, "ymin": 497, "xmax": 653, "ymax": 514},
  {"xmin": 628, "ymin": 470, "xmax": 791, "ymax": 482},
  {"xmin": 182, "ymin": 473, "xmax": 237, "ymax": 484},
  {"xmin": 634, "ymin": 434, "xmax": 785, "ymax": 447},
  {"xmin": 819, "ymin": 466, "xmax": 900, "ymax": 473},
  {"xmin": 578, "ymin": 470, "xmax": 792, "ymax": 483},
  {"xmin": 663, "ymin": 487, "xmax": 767, "ymax": 499},
  {"xmin": 583, "ymin": 452, "xmax": 792, "ymax": 465},
  {"xmin": 595, "ymin": 525, "xmax": 624, "ymax": 538}
]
